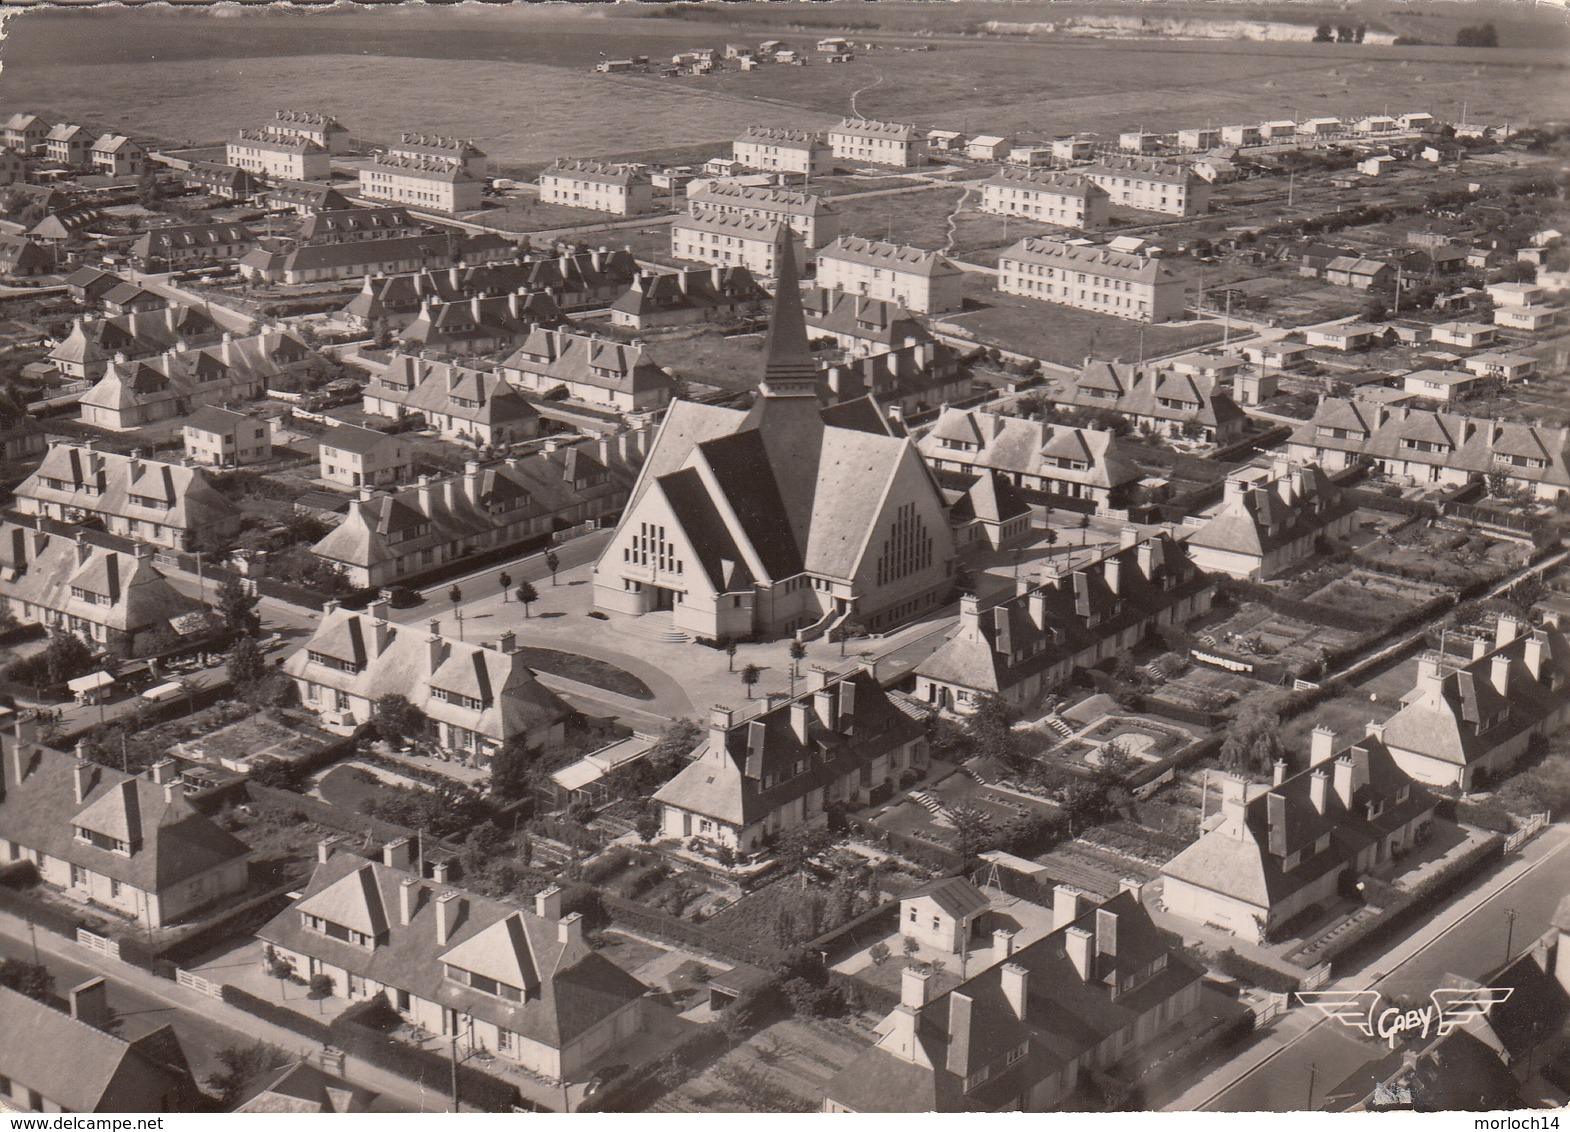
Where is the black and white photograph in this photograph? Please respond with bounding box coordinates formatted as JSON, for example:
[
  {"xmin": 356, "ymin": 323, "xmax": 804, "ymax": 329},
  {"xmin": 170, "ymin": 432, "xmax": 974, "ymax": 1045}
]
[{"xmin": 0, "ymin": 0, "xmax": 1565, "ymax": 1119}]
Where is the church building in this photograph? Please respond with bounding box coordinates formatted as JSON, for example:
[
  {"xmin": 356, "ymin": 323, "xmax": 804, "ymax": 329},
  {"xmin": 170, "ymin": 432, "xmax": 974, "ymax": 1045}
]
[{"xmin": 591, "ymin": 231, "xmax": 957, "ymax": 641}]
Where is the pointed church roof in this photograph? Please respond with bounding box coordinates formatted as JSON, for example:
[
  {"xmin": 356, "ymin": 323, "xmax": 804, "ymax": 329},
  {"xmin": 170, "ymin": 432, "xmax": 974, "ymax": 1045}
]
[{"xmin": 756, "ymin": 225, "xmax": 818, "ymax": 398}]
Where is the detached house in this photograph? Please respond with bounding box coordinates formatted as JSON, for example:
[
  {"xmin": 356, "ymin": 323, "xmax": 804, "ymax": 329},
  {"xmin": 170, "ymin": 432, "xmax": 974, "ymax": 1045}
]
[
  {"xmin": 915, "ymin": 531, "xmax": 1214, "ymax": 714},
  {"xmin": 654, "ymin": 667, "xmax": 928, "ymax": 852},
  {"xmin": 183, "ymin": 406, "xmax": 273, "ymax": 468},
  {"xmin": 824, "ymin": 890, "xmax": 1205, "ymax": 1112},
  {"xmin": 286, "ymin": 602, "xmax": 571, "ymax": 757},
  {"xmin": 1161, "ymin": 727, "xmax": 1436, "ymax": 942},
  {"xmin": 259, "ymin": 853, "xmax": 663, "ymax": 1081},
  {"xmin": 0, "ymin": 527, "xmax": 201, "ymax": 654},
  {"xmin": 42, "ymin": 123, "xmax": 92, "ymax": 167},
  {"xmin": 318, "ymin": 425, "xmax": 411, "ymax": 490},
  {"xmin": 918, "ymin": 408, "xmax": 1142, "ymax": 510},
  {"xmin": 1062, "ymin": 362, "xmax": 1247, "ymax": 444},
  {"xmin": 1378, "ymin": 616, "xmax": 1570, "ymax": 791},
  {"xmin": 1182, "ymin": 462, "xmax": 1355, "ymax": 581},
  {"xmin": 15, "ymin": 444, "xmax": 240, "ymax": 551},
  {"xmin": 0, "ymin": 729, "xmax": 250, "ymax": 928},
  {"xmin": 89, "ymin": 134, "xmax": 143, "ymax": 178},
  {"xmin": 1, "ymin": 114, "xmax": 48, "ymax": 154}
]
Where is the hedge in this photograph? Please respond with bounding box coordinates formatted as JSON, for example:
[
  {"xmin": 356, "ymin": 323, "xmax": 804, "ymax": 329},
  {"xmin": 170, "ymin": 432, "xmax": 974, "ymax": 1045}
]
[
  {"xmin": 221, "ymin": 984, "xmax": 332, "ymax": 1044},
  {"xmin": 1213, "ymin": 948, "xmax": 1301, "ymax": 994},
  {"xmin": 328, "ymin": 1013, "xmax": 521, "ymax": 1113}
]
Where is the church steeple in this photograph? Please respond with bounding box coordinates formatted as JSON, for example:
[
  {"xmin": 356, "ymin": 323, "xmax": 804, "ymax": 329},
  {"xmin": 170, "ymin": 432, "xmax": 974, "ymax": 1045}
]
[{"xmin": 756, "ymin": 225, "xmax": 818, "ymax": 400}]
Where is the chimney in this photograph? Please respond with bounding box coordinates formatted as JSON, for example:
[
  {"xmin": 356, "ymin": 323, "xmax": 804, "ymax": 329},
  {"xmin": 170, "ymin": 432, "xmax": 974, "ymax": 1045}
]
[
  {"xmin": 1497, "ymin": 614, "xmax": 1523, "ymax": 649},
  {"xmin": 992, "ymin": 963, "xmax": 1029, "ymax": 1025},
  {"xmin": 497, "ymin": 630, "xmax": 517, "ymax": 654},
  {"xmin": 1052, "ymin": 884, "xmax": 1083, "ymax": 931},
  {"xmin": 428, "ymin": 628, "xmax": 447, "ymax": 674},
  {"xmin": 1027, "ymin": 588, "xmax": 1046, "ymax": 629},
  {"xmin": 534, "ymin": 884, "xmax": 563, "ymax": 922},
  {"xmin": 993, "ymin": 927, "xmax": 1015, "ymax": 959},
  {"xmin": 69, "ymin": 978, "xmax": 110, "ymax": 1028},
  {"xmin": 417, "ymin": 475, "xmax": 435, "ymax": 516},
  {"xmin": 1366, "ymin": 719, "xmax": 1387, "ymax": 742},
  {"xmin": 73, "ymin": 756, "xmax": 93, "ymax": 804},
  {"xmin": 317, "ymin": 836, "xmax": 340, "ymax": 863},
  {"xmin": 807, "ymin": 666, "xmax": 832, "ymax": 692},
  {"xmin": 1220, "ymin": 774, "xmax": 1249, "ymax": 836},
  {"xmin": 373, "ymin": 614, "xmax": 393, "ymax": 656},
  {"xmin": 813, "ymin": 684, "xmax": 836, "ymax": 730},
  {"xmin": 1417, "ymin": 652, "xmax": 1448, "ymax": 704},
  {"xmin": 431, "ymin": 860, "xmax": 452, "ymax": 884},
  {"xmin": 399, "ymin": 878, "xmax": 419, "ymax": 926},
  {"xmin": 382, "ymin": 836, "xmax": 414, "ymax": 870},
  {"xmin": 435, "ymin": 891, "xmax": 462, "ymax": 946},
  {"xmin": 1118, "ymin": 877, "xmax": 1145, "ymax": 903},
  {"xmin": 557, "ymin": 910, "xmax": 584, "ymax": 947},
  {"xmin": 1273, "ymin": 758, "xmax": 1288, "ymax": 786},
  {"xmin": 1491, "ymin": 653, "xmax": 1512, "ymax": 698},
  {"xmin": 1096, "ymin": 907, "xmax": 1118, "ymax": 961},
  {"xmin": 1524, "ymin": 632, "xmax": 1545, "ymax": 682},
  {"xmin": 901, "ymin": 965, "xmax": 932, "ymax": 1009},
  {"xmin": 1119, "ymin": 526, "xmax": 1138, "ymax": 549},
  {"xmin": 1310, "ymin": 725, "xmax": 1337, "ymax": 766},
  {"xmin": 75, "ymin": 533, "xmax": 92, "ymax": 567},
  {"xmin": 709, "ymin": 704, "xmax": 733, "ymax": 750},
  {"xmin": 790, "ymin": 699, "xmax": 812, "ymax": 744},
  {"xmin": 944, "ymin": 991, "xmax": 974, "ymax": 1077},
  {"xmin": 959, "ymin": 592, "xmax": 981, "ymax": 636},
  {"xmin": 1309, "ymin": 769, "xmax": 1329, "ymax": 814},
  {"xmin": 1104, "ymin": 554, "xmax": 1122, "ymax": 595},
  {"xmin": 1064, "ymin": 926, "xmax": 1093, "ymax": 980},
  {"xmin": 1333, "ymin": 756, "xmax": 1354, "ymax": 809},
  {"xmin": 1472, "ymin": 636, "xmax": 1490, "ymax": 662},
  {"xmin": 744, "ymin": 719, "xmax": 767, "ymax": 779}
]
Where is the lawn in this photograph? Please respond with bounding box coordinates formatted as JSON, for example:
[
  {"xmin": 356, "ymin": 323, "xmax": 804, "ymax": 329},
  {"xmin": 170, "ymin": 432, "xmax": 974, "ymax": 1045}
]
[
  {"xmin": 463, "ymin": 198, "xmax": 627, "ymax": 234},
  {"xmin": 831, "ymin": 184, "xmax": 1075, "ymax": 265},
  {"xmin": 938, "ymin": 282, "xmax": 1229, "ymax": 368},
  {"xmin": 1302, "ymin": 568, "xmax": 1442, "ymax": 621},
  {"xmin": 317, "ymin": 764, "xmax": 388, "ymax": 813},
  {"xmin": 658, "ymin": 1016, "xmax": 868, "ymax": 1113},
  {"xmin": 513, "ymin": 646, "xmax": 654, "ymax": 699},
  {"xmin": 853, "ymin": 954, "xmax": 963, "ymax": 1003},
  {"xmin": 644, "ymin": 329, "xmax": 764, "ymax": 392}
]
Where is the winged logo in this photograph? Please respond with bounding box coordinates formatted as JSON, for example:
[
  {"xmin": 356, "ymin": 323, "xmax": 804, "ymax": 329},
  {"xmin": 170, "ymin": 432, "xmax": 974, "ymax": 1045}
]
[{"xmin": 1296, "ymin": 986, "xmax": 1513, "ymax": 1048}]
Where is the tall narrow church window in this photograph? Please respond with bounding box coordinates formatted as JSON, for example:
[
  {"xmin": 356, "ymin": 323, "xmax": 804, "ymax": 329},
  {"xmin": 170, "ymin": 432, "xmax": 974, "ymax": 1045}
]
[{"xmin": 875, "ymin": 503, "xmax": 933, "ymax": 587}]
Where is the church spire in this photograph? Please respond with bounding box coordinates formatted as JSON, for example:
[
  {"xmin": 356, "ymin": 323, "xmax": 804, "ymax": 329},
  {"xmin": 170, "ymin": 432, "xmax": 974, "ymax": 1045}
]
[{"xmin": 757, "ymin": 225, "xmax": 818, "ymax": 399}]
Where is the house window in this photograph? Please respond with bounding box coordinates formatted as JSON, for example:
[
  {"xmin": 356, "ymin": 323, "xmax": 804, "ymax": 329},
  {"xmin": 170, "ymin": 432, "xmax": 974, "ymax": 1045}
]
[{"xmin": 908, "ymin": 907, "xmax": 917, "ymax": 923}]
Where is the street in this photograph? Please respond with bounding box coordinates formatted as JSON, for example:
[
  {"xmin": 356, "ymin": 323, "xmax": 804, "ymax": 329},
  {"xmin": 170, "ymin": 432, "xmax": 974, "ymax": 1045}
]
[{"xmin": 1175, "ymin": 824, "xmax": 1570, "ymax": 1111}]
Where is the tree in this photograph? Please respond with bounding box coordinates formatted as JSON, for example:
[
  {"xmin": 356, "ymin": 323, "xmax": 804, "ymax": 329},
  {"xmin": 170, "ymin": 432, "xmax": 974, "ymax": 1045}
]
[
  {"xmin": 946, "ymin": 802, "xmax": 995, "ymax": 865},
  {"xmin": 205, "ymin": 1042, "xmax": 289, "ymax": 1108},
  {"xmin": 0, "ymin": 958, "xmax": 54, "ymax": 1002},
  {"xmin": 1314, "ymin": 22, "xmax": 1335, "ymax": 41},
  {"xmin": 373, "ymin": 693, "xmax": 425, "ymax": 744},
  {"xmin": 226, "ymin": 635, "xmax": 268, "ymax": 692},
  {"xmin": 788, "ymin": 640, "xmax": 807, "ymax": 678},
  {"xmin": 307, "ymin": 973, "xmax": 335, "ymax": 1000},
  {"xmin": 448, "ymin": 584, "xmax": 463, "ymax": 610},
  {"xmin": 43, "ymin": 633, "xmax": 94, "ymax": 687},
  {"xmin": 634, "ymin": 807, "xmax": 660, "ymax": 843},
  {"xmin": 135, "ymin": 166, "xmax": 163, "ymax": 209},
  {"xmin": 740, "ymin": 663, "xmax": 761, "ymax": 698},
  {"xmin": 1220, "ymin": 706, "xmax": 1285, "ymax": 776},
  {"xmin": 515, "ymin": 580, "xmax": 539, "ymax": 617},
  {"xmin": 966, "ymin": 694, "xmax": 1021, "ymax": 769},
  {"xmin": 869, "ymin": 940, "xmax": 891, "ymax": 966},
  {"xmin": 215, "ymin": 574, "xmax": 260, "ymax": 637},
  {"xmin": 545, "ymin": 549, "xmax": 560, "ymax": 585},
  {"xmin": 1062, "ymin": 779, "xmax": 1110, "ymax": 835},
  {"xmin": 725, "ymin": 640, "xmax": 738, "ymax": 672},
  {"xmin": 498, "ymin": 571, "xmax": 512, "ymax": 602},
  {"xmin": 489, "ymin": 736, "xmax": 539, "ymax": 802}
]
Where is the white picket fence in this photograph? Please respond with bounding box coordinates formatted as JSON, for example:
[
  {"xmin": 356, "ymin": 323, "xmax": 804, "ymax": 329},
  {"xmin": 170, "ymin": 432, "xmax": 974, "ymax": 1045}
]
[
  {"xmin": 1504, "ymin": 811, "xmax": 1552, "ymax": 855},
  {"xmin": 75, "ymin": 928, "xmax": 120, "ymax": 960},
  {"xmin": 176, "ymin": 968, "xmax": 223, "ymax": 1000}
]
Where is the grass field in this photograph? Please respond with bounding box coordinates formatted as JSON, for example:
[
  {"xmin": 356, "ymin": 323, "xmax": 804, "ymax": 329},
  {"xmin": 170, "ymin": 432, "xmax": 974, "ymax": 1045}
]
[{"xmin": 4, "ymin": 6, "xmax": 1563, "ymax": 168}]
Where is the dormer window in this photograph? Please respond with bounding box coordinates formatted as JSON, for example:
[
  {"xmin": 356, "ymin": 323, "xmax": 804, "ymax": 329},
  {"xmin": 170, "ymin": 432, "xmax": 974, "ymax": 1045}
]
[
  {"xmin": 445, "ymin": 964, "xmax": 525, "ymax": 1002},
  {"xmin": 302, "ymin": 912, "xmax": 377, "ymax": 949},
  {"xmin": 75, "ymin": 826, "xmax": 129, "ymax": 855},
  {"xmin": 308, "ymin": 650, "xmax": 363, "ymax": 675},
  {"xmin": 433, "ymin": 687, "xmax": 485, "ymax": 711},
  {"xmin": 964, "ymin": 1065, "xmax": 992, "ymax": 1093}
]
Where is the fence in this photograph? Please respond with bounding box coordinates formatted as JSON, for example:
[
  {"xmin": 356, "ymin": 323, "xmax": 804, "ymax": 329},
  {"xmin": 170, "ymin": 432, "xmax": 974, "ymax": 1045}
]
[
  {"xmin": 1504, "ymin": 812, "xmax": 1551, "ymax": 855},
  {"xmin": 176, "ymin": 967, "xmax": 223, "ymax": 1000},
  {"xmin": 1252, "ymin": 991, "xmax": 1290, "ymax": 1030},
  {"xmin": 75, "ymin": 927, "xmax": 121, "ymax": 960}
]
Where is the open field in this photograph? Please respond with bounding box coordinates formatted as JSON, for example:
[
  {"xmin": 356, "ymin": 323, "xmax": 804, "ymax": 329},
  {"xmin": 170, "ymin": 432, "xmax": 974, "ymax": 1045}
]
[
  {"xmin": 832, "ymin": 184, "xmax": 1075, "ymax": 263},
  {"xmin": 939, "ymin": 282, "xmax": 1229, "ymax": 366},
  {"xmin": 4, "ymin": 6, "xmax": 1564, "ymax": 169}
]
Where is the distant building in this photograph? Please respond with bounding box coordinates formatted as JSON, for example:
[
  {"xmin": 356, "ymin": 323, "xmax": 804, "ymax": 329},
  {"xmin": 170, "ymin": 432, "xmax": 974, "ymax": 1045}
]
[
  {"xmin": 263, "ymin": 181, "xmax": 352, "ymax": 215},
  {"xmin": 0, "ymin": 235, "xmax": 49, "ymax": 278},
  {"xmin": 1061, "ymin": 361, "xmax": 1246, "ymax": 442},
  {"xmin": 997, "ymin": 237, "xmax": 1186, "ymax": 324},
  {"xmin": 919, "ymin": 409, "xmax": 1142, "ymax": 510},
  {"xmin": 15, "ymin": 443, "xmax": 240, "ymax": 551},
  {"xmin": 0, "ymin": 727, "xmax": 250, "ymax": 928},
  {"xmin": 1118, "ymin": 131, "xmax": 1163, "ymax": 155},
  {"xmin": 1161, "ymin": 727, "xmax": 1435, "ymax": 942},
  {"xmin": 608, "ymin": 265, "xmax": 769, "ymax": 331},
  {"xmin": 358, "ymin": 152, "xmax": 483, "ymax": 214},
  {"xmin": 1051, "ymin": 136, "xmax": 1098, "ymax": 163},
  {"xmin": 89, "ymin": 134, "xmax": 144, "ymax": 177},
  {"xmin": 179, "ymin": 162, "xmax": 265, "ymax": 201},
  {"xmin": 297, "ymin": 207, "xmax": 424, "ymax": 245},
  {"xmin": 362, "ymin": 353, "xmax": 542, "ymax": 447},
  {"xmin": 182, "ymin": 406, "xmax": 273, "ymax": 468},
  {"xmin": 827, "ymin": 118, "xmax": 927, "ymax": 168},
  {"xmin": 49, "ymin": 305, "xmax": 226, "ymax": 383},
  {"xmin": 318, "ymin": 425, "xmax": 411, "ymax": 490},
  {"xmin": 687, "ymin": 181, "xmax": 839, "ymax": 246},
  {"xmin": 732, "ymin": 126, "xmax": 831, "ymax": 176},
  {"xmin": 824, "ymin": 890, "xmax": 1205, "ymax": 1112},
  {"xmin": 130, "ymin": 221, "xmax": 254, "ymax": 272},
  {"xmin": 538, "ymin": 160, "xmax": 652, "ymax": 216},
  {"xmin": 801, "ymin": 287, "xmax": 933, "ymax": 357},
  {"xmin": 265, "ymin": 110, "xmax": 351, "ymax": 155},
  {"xmin": 1177, "ymin": 127, "xmax": 1222, "ymax": 151},
  {"xmin": 386, "ymin": 132, "xmax": 487, "ymax": 178},
  {"xmin": 1182, "ymin": 462, "xmax": 1354, "ymax": 580},
  {"xmin": 980, "ymin": 168, "xmax": 1109, "ymax": 228},
  {"xmin": 654, "ymin": 669, "xmax": 927, "ymax": 851},
  {"xmin": 239, "ymin": 233, "xmax": 471, "ymax": 286},
  {"xmin": 1082, "ymin": 156, "xmax": 1209, "ymax": 217},
  {"xmin": 98, "ymin": 282, "xmax": 164, "ymax": 318},
  {"xmin": 966, "ymin": 135, "xmax": 1012, "ymax": 161},
  {"xmin": 671, "ymin": 212, "xmax": 805, "ymax": 281},
  {"xmin": 1464, "ymin": 352, "xmax": 1537, "ymax": 382},
  {"xmin": 1302, "ymin": 320, "xmax": 1382, "ymax": 351},
  {"xmin": 395, "ymin": 290, "xmax": 562, "ymax": 356},
  {"xmin": 42, "ymin": 123, "xmax": 92, "ymax": 166},
  {"xmin": 499, "ymin": 328, "xmax": 674, "ymax": 414},
  {"xmin": 1402, "ymin": 368, "xmax": 1489, "ymax": 403},
  {"xmin": 816, "ymin": 235, "xmax": 964, "ymax": 315},
  {"xmin": 227, "ymin": 128, "xmax": 330, "ymax": 182},
  {"xmin": 1, "ymin": 113, "xmax": 49, "ymax": 154}
]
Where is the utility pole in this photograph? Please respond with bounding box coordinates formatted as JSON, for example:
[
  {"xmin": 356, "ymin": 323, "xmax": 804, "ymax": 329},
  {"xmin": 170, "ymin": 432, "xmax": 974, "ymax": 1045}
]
[
  {"xmin": 1503, "ymin": 907, "xmax": 1517, "ymax": 967},
  {"xmin": 1222, "ymin": 289, "xmax": 1233, "ymax": 350},
  {"xmin": 1307, "ymin": 1062, "xmax": 1318, "ymax": 1110},
  {"xmin": 449, "ymin": 1035, "xmax": 460, "ymax": 1113}
]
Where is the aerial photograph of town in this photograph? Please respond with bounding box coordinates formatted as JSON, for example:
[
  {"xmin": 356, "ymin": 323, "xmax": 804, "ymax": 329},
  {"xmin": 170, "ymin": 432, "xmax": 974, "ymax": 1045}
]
[{"xmin": 0, "ymin": 0, "xmax": 1565, "ymax": 1119}]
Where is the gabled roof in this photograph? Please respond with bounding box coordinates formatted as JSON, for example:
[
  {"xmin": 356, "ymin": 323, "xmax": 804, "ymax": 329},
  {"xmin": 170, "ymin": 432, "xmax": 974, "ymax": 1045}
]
[
  {"xmin": 819, "ymin": 235, "xmax": 959, "ymax": 278},
  {"xmin": 906, "ymin": 875, "xmax": 991, "ymax": 921}
]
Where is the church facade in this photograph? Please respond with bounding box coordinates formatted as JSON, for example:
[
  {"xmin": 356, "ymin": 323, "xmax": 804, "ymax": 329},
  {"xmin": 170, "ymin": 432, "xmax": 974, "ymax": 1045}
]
[{"xmin": 591, "ymin": 231, "xmax": 957, "ymax": 641}]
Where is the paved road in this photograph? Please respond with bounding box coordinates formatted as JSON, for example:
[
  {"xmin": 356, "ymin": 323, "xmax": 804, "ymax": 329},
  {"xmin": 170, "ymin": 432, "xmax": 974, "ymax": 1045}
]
[{"xmin": 1178, "ymin": 824, "xmax": 1570, "ymax": 1112}]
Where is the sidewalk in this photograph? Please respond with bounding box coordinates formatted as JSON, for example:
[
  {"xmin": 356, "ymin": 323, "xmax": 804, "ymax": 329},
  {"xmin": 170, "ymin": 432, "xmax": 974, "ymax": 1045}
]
[{"xmin": 0, "ymin": 905, "xmax": 466, "ymax": 1113}]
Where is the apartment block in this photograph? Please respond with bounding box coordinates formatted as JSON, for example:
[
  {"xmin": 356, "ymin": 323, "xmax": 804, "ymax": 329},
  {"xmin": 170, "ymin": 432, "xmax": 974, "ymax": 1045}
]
[
  {"xmin": 1083, "ymin": 155, "xmax": 1209, "ymax": 217},
  {"xmin": 227, "ymin": 128, "xmax": 330, "ymax": 181},
  {"xmin": 538, "ymin": 160, "xmax": 652, "ymax": 216},
  {"xmin": 997, "ymin": 237, "xmax": 1186, "ymax": 323},
  {"xmin": 827, "ymin": 118, "xmax": 927, "ymax": 168},
  {"xmin": 358, "ymin": 154, "xmax": 483, "ymax": 213},
  {"xmin": 979, "ymin": 168, "xmax": 1109, "ymax": 228},
  {"xmin": 816, "ymin": 235, "xmax": 964, "ymax": 315},
  {"xmin": 687, "ymin": 181, "xmax": 839, "ymax": 246},
  {"xmin": 670, "ymin": 210, "xmax": 806, "ymax": 280},
  {"xmin": 732, "ymin": 125, "xmax": 831, "ymax": 175}
]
